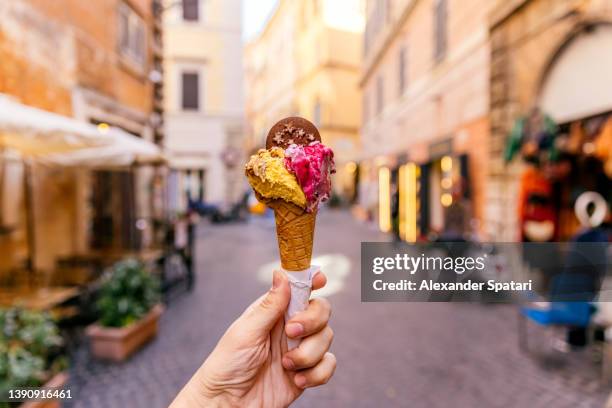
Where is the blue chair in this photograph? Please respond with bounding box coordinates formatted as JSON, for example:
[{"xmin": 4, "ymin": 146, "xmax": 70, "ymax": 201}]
[{"xmin": 518, "ymin": 274, "xmax": 596, "ymax": 352}]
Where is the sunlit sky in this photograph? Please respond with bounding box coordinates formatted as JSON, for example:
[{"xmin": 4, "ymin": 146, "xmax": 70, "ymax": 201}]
[
  {"xmin": 241, "ymin": 0, "xmax": 364, "ymax": 42},
  {"xmin": 242, "ymin": 0, "xmax": 278, "ymax": 42}
]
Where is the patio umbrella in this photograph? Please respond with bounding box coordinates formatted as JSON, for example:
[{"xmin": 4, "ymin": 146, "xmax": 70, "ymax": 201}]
[
  {"xmin": 42, "ymin": 126, "xmax": 164, "ymax": 168},
  {"xmin": 0, "ymin": 95, "xmax": 110, "ymax": 155},
  {"xmin": 0, "ymin": 95, "xmax": 114, "ymax": 279},
  {"xmin": 0, "ymin": 94, "xmax": 162, "ymax": 280}
]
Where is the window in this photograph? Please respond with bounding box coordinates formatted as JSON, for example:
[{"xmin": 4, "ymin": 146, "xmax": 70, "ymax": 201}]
[
  {"xmin": 376, "ymin": 76, "xmax": 384, "ymax": 114},
  {"xmin": 434, "ymin": 0, "xmax": 447, "ymax": 61},
  {"xmin": 118, "ymin": 3, "xmax": 146, "ymax": 69},
  {"xmin": 182, "ymin": 0, "xmax": 199, "ymax": 21},
  {"xmin": 398, "ymin": 45, "xmax": 407, "ymax": 94},
  {"xmin": 181, "ymin": 72, "xmax": 200, "ymax": 110},
  {"xmin": 313, "ymin": 99, "xmax": 322, "ymax": 127}
]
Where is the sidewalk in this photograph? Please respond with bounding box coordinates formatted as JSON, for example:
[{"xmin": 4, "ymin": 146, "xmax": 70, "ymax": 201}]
[{"xmin": 65, "ymin": 210, "xmax": 609, "ymax": 408}]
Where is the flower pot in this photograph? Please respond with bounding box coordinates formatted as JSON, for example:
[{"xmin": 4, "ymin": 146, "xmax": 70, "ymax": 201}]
[
  {"xmin": 86, "ymin": 304, "xmax": 164, "ymax": 362},
  {"xmin": 20, "ymin": 371, "xmax": 69, "ymax": 408}
]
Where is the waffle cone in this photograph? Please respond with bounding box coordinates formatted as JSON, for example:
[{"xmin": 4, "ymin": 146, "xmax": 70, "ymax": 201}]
[{"xmin": 267, "ymin": 199, "xmax": 316, "ymax": 271}]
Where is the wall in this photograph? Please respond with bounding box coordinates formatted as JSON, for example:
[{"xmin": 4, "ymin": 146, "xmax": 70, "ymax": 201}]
[
  {"xmin": 244, "ymin": 0, "xmax": 364, "ymax": 166},
  {"xmin": 360, "ymin": 0, "xmax": 492, "ymax": 233},
  {"xmin": 163, "ymin": 0, "xmax": 245, "ymax": 204}
]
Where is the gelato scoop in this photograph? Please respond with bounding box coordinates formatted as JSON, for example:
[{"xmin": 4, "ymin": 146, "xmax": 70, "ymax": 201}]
[
  {"xmin": 245, "ymin": 147, "xmax": 307, "ymax": 209},
  {"xmin": 285, "ymin": 142, "xmax": 335, "ymax": 212},
  {"xmin": 246, "ymin": 117, "xmax": 335, "ymax": 213}
]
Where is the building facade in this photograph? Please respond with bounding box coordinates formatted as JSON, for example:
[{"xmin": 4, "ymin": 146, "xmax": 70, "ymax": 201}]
[
  {"xmin": 162, "ymin": 0, "xmax": 244, "ymax": 210},
  {"xmin": 360, "ymin": 0, "xmax": 492, "ymax": 240},
  {"xmin": 244, "ymin": 0, "xmax": 364, "ymax": 199},
  {"xmin": 0, "ymin": 0, "xmax": 162, "ymax": 273},
  {"xmin": 487, "ymin": 0, "xmax": 612, "ymax": 241}
]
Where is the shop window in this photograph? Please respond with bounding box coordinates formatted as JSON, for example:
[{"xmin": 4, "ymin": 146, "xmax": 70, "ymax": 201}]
[
  {"xmin": 434, "ymin": 0, "xmax": 447, "ymax": 62},
  {"xmin": 182, "ymin": 0, "xmax": 200, "ymax": 22},
  {"xmin": 378, "ymin": 167, "xmax": 391, "ymax": 232},
  {"xmin": 118, "ymin": 2, "xmax": 146, "ymax": 70},
  {"xmin": 181, "ymin": 71, "xmax": 200, "ymax": 110},
  {"xmin": 197, "ymin": 169, "xmax": 205, "ymax": 201}
]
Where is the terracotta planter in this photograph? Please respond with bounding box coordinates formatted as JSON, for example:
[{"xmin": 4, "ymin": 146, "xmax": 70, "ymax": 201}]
[
  {"xmin": 86, "ymin": 304, "xmax": 164, "ymax": 362},
  {"xmin": 20, "ymin": 371, "xmax": 69, "ymax": 408}
]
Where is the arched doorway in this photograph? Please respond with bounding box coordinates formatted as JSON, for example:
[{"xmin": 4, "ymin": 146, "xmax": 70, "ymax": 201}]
[
  {"xmin": 538, "ymin": 23, "xmax": 612, "ymax": 123},
  {"xmin": 534, "ymin": 22, "xmax": 612, "ymax": 240}
]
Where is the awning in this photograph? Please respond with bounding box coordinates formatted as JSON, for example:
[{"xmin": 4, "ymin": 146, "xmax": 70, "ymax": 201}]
[
  {"xmin": 0, "ymin": 94, "xmax": 163, "ymax": 168},
  {"xmin": 0, "ymin": 94, "xmax": 109, "ymax": 154},
  {"xmin": 43, "ymin": 127, "xmax": 164, "ymax": 168}
]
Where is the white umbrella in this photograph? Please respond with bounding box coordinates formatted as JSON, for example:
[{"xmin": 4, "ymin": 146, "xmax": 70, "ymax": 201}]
[
  {"xmin": 42, "ymin": 126, "xmax": 164, "ymax": 168},
  {"xmin": 0, "ymin": 94, "xmax": 110, "ymax": 154},
  {"xmin": 0, "ymin": 94, "xmax": 163, "ymax": 279}
]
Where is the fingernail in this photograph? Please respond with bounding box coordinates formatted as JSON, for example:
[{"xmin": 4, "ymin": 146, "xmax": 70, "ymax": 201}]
[
  {"xmin": 285, "ymin": 322, "xmax": 304, "ymax": 337},
  {"xmin": 294, "ymin": 374, "xmax": 307, "ymax": 388},
  {"xmin": 272, "ymin": 270, "xmax": 282, "ymax": 289},
  {"xmin": 282, "ymin": 357, "xmax": 295, "ymax": 370}
]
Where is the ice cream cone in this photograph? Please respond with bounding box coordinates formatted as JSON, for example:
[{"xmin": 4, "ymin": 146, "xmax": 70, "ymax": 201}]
[{"xmin": 267, "ymin": 199, "xmax": 316, "ymax": 271}]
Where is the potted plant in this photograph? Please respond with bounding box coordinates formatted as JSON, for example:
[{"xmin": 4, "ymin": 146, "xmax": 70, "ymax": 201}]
[
  {"xmin": 0, "ymin": 308, "xmax": 68, "ymax": 408},
  {"xmin": 86, "ymin": 259, "xmax": 162, "ymax": 362}
]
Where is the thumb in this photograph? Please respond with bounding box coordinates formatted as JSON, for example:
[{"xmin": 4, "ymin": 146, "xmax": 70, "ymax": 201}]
[{"xmin": 241, "ymin": 270, "xmax": 290, "ymax": 336}]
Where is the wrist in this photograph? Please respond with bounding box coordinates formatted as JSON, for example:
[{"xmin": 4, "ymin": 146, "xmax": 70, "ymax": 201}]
[{"xmin": 171, "ymin": 370, "xmax": 232, "ymax": 408}]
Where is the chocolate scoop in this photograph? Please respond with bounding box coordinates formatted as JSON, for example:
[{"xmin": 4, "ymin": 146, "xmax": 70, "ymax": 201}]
[{"xmin": 266, "ymin": 117, "xmax": 321, "ymax": 150}]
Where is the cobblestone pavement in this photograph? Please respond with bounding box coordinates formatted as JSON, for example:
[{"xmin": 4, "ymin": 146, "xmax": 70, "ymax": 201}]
[{"xmin": 65, "ymin": 210, "xmax": 610, "ymax": 408}]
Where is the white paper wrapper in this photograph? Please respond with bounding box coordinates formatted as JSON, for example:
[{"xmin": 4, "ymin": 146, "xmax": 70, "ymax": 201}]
[{"xmin": 283, "ymin": 265, "xmax": 318, "ymax": 350}]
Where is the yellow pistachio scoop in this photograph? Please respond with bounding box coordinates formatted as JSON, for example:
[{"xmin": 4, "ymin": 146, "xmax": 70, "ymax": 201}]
[{"xmin": 245, "ymin": 147, "xmax": 307, "ymax": 209}]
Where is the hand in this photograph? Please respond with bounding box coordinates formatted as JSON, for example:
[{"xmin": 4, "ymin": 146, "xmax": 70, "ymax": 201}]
[{"xmin": 170, "ymin": 270, "xmax": 335, "ymax": 408}]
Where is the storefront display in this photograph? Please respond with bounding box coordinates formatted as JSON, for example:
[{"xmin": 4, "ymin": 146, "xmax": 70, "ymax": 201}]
[
  {"xmin": 374, "ymin": 152, "xmax": 473, "ymax": 243},
  {"xmin": 507, "ymin": 110, "xmax": 612, "ymax": 241}
]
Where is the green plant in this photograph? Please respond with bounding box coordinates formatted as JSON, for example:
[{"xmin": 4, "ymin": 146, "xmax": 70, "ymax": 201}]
[
  {"xmin": 97, "ymin": 259, "xmax": 160, "ymax": 328},
  {"xmin": 0, "ymin": 308, "xmax": 67, "ymax": 407}
]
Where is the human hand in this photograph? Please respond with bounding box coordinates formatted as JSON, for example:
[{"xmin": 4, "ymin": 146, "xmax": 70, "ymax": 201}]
[{"xmin": 170, "ymin": 270, "xmax": 335, "ymax": 408}]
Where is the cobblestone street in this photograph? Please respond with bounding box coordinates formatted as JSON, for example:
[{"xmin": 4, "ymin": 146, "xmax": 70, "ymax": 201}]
[{"xmin": 66, "ymin": 210, "xmax": 610, "ymax": 408}]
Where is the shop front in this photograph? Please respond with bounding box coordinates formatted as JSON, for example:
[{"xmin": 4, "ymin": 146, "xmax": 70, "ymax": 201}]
[
  {"xmin": 488, "ymin": 2, "xmax": 612, "ymax": 355},
  {"xmin": 359, "ymin": 140, "xmax": 475, "ymax": 243},
  {"xmin": 495, "ymin": 22, "xmax": 612, "ymax": 242},
  {"xmin": 488, "ymin": 2, "xmax": 612, "ymax": 241}
]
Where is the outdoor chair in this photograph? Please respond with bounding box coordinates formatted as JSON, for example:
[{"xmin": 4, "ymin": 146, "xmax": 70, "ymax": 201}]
[{"xmin": 518, "ymin": 273, "xmax": 597, "ymax": 353}]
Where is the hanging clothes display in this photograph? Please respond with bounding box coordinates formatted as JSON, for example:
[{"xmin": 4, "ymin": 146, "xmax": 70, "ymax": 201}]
[
  {"xmin": 504, "ymin": 108, "xmax": 559, "ymax": 165},
  {"xmin": 518, "ymin": 166, "xmax": 557, "ymax": 242},
  {"xmin": 594, "ymin": 116, "xmax": 612, "ymax": 178}
]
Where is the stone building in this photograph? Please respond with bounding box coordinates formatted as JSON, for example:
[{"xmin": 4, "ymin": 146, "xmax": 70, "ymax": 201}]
[
  {"xmin": 244, "ymin": 0, "xmax": 364, "ymax": 198},
  {"xmin": 487, "ymin": 0, "xmax": 612, "ymax": 240},
  {"xmin": 360, "ymin": 0, "xmax": 492, "ymax": 240},
  {"xmin": 0, "ymin": 0, "xmax": 163, "ymax": 274},
  {"xmin": 162, "ymin": 0, "xmax": 244, "ymax": 209}
]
